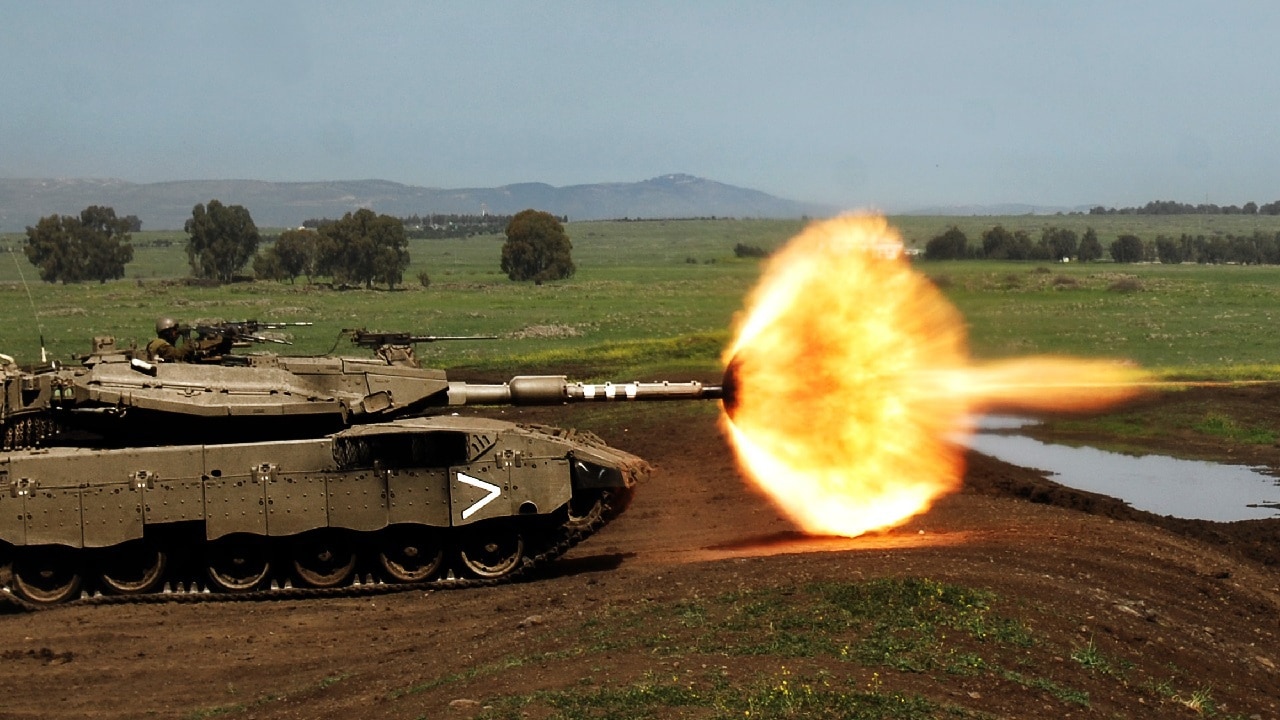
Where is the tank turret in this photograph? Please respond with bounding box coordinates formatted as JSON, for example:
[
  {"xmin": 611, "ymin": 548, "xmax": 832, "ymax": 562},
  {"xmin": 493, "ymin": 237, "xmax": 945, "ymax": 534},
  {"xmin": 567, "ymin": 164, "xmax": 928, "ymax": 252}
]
[{"xmin": 3, "ymin": 328, "xmax": 721, "ymax": 448}]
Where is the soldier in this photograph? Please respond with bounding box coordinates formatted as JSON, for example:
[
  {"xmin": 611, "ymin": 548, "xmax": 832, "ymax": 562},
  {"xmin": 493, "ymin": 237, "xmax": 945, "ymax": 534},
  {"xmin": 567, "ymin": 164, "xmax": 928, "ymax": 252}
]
[{"xmin": 145, "ymin": 317, "xmax": 192, "ymax": 362}]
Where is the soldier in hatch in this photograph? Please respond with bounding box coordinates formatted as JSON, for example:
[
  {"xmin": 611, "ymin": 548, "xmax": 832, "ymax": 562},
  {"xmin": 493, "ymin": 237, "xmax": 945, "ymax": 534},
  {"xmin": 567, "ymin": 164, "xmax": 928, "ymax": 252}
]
[{"xmin": 146, "ymin": 317, "xmax": 193, "ymax": 362}]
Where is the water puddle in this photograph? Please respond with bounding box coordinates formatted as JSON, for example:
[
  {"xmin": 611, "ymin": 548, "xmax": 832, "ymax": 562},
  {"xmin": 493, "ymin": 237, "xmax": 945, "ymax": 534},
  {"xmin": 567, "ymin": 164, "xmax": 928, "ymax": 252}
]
[{"xmin": 967, "ymin": 418, "xmax": 1280, "ymax": 522}]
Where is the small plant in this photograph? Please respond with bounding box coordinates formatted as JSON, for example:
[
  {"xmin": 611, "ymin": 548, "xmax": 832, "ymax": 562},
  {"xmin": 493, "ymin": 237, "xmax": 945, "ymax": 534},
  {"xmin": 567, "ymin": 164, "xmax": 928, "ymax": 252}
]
[
  {"xmin": 1070, "ymin": 638, "xmax": 1111, "ymax": 674},
  {"xmin": 733, "ymin": 243, "xmax": 769, "ymax": 258},
  {"xmin": 1175, "ymin": 685, "xmax": 1217, "ymax": 714},
  {"xmin": 1108, "ymin": 277, "xmax": 1143, "ymax": 293},
  {"xmin": 1001, "ymin": 669, "xmax": 1090, "ymax": 707},
  {"xmin": 416, "ymin": 270, "xmax": 431, "ymax": 288},
  {"xmin": 318, "ymin": 673, "xmax": 350, "ymax": 690}
]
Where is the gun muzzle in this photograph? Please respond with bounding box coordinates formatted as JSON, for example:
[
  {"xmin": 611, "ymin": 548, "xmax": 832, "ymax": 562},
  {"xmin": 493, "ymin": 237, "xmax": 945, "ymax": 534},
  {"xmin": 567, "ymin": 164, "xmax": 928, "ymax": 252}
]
[{"xmin": 721, "ymin": 356, "xmax": 741, "ymax": 418}]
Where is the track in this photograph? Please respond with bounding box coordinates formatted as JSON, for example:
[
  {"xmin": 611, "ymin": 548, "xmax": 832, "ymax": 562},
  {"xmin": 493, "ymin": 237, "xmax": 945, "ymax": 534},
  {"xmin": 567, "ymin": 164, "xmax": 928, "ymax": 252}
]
[{"xmin": 0, "ymin": 487, "xmax": 630, "ymax": 613}]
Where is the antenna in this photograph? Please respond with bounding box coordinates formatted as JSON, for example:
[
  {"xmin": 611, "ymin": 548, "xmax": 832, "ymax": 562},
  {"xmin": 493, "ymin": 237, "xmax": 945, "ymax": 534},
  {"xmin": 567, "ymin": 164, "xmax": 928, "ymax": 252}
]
[{"xmin": 8, "ymin": 246, "xmax": 47, "ymax": 363}]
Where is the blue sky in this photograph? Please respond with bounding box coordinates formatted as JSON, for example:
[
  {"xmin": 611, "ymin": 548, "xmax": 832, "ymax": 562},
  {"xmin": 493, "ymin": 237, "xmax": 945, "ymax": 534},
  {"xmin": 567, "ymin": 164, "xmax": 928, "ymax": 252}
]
[{"xmin": 3, "ymin": 1, "xmax": 1278, "ymax": 212}]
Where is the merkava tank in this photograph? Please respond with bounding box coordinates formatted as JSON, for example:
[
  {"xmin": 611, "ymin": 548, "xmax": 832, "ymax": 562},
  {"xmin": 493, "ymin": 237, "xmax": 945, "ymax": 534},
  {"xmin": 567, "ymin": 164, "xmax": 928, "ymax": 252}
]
[{"xmin": 0, "ymin": 324, "xmax": 723, "ymax": 606}]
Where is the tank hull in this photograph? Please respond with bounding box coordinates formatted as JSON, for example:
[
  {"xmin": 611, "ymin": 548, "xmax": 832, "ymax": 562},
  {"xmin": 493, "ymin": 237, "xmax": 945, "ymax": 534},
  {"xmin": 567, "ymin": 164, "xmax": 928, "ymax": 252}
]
[{"xmin": 0, "ymin": 416, "xmax": 647, "ymax": 605}]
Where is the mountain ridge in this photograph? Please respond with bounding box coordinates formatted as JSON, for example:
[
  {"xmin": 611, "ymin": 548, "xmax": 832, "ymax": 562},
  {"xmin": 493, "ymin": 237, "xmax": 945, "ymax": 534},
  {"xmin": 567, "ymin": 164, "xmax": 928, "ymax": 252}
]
[{"xmin": 0, "ymin": 174, "xmax": 833, "ymax": 231}]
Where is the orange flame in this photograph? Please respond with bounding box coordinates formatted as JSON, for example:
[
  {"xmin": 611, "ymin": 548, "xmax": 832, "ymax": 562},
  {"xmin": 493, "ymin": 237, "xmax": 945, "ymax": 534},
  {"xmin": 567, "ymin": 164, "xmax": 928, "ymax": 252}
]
[{"xmin": 723, "ymin": 215, "xmax": 1147, "ymax": 538}]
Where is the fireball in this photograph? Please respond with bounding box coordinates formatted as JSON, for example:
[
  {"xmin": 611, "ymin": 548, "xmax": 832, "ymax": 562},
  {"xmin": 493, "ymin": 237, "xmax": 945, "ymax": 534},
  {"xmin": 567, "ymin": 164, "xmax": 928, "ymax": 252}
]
[{"xmin": 722, "ymin": 215, "xmax": 1145, "ymax": 538}]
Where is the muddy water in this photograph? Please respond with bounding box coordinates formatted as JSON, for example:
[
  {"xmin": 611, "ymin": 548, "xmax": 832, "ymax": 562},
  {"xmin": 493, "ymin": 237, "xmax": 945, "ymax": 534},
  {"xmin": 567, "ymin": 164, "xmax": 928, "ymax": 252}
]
[{"xmin": 968, "ymin": 419, "xmax": 1280, "ymax": 522}]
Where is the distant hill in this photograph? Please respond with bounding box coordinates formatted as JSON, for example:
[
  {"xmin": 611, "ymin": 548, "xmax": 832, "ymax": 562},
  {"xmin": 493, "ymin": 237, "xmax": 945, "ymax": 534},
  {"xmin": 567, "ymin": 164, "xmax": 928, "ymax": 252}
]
[{"xmin": 0, "ymin": 174, "xmax": 832, "ymax": 231}]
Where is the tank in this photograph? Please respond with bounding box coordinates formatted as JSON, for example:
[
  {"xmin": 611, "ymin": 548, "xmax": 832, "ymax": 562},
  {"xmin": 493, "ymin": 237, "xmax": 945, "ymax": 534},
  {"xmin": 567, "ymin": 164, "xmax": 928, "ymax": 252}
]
[{"xmin": 0, "ymin": 326, "xmax": 724, "ymax": 606}]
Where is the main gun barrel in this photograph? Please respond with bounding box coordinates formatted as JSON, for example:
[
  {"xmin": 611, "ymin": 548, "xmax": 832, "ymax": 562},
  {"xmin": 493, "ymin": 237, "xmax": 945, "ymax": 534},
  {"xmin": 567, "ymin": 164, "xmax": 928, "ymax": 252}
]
[
  {"xmin": 448, "ymin": 375, "xmax": 724, "ymax": 406},
  {"xmin": 346, "ymin": 329, "xmax": 499, "ymax": 347}
]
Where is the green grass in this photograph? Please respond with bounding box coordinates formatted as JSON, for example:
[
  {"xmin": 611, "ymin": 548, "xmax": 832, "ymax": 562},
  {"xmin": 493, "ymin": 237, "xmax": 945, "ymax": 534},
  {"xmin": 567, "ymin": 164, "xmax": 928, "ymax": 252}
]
[
  {"xmin": 925, "ymin": 260, "xmax": 1280, "ymax": 369},
  {"xmin": 0, "ymin": 220, "xmax": 786, "ymax": 367},
  {"xmin": 1193, "ymin": 412, "xmax": 1277, "ymax": 444},
  {"xmin": 8, "ymin": 216, "xmax": 1280, "ymax": 457},
  {"xmin": 370, "ymin": 576, "xmax": 1225, "ymax": 718},
  {"xmin": 479, "ymin": 670, "xmax": 948, "ymax": 720},
  {"xmin": 579, "ymin": 578, "xmax": 1034, "ymax": 674},
  {"xmin": 10, "ymin": 217, "xmax": 1280, "ymax": 375},
  {"xmin": 390, "ymin": 577, "xmax": 1033, "ymax": 718}
]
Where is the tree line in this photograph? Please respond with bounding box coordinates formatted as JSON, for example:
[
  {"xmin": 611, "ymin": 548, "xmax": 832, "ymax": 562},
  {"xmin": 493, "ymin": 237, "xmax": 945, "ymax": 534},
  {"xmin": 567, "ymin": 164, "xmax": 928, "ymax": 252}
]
[
  {"xmin": 255, "ymin": 208, "xmax": 410, "ymax": 287},
  {"xmin": 1089, "ymin": 199, "xmax": 1280, "ymax": 216},
  {"xmin": 924, "ymin": 224, "xmax": 1280, "ymax": 265},
  {"xmin": 924, "ymin": 225, "xmax": 1103, "ymax": 262},
  {"xmin": 24, "ymin": 205, "xmax": 575, "ymax": 286},
  {"xmin": 303, "ymin": 213, "xmax": 525, "ymax": 240}
]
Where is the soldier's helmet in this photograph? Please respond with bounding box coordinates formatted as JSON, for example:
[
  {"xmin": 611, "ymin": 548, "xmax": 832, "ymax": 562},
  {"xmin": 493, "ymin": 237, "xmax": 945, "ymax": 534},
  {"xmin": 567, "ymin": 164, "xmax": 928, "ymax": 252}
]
[{"xmin": 156, "ymin": 317, "xmax": 179, "ymax": 335}]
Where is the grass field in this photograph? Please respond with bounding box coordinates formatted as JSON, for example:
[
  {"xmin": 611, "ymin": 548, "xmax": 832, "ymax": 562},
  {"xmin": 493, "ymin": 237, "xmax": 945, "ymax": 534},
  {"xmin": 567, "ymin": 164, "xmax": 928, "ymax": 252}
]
[{"xmin": 5, "ymin": 216, "xmax": 1280, "ymax": 379}]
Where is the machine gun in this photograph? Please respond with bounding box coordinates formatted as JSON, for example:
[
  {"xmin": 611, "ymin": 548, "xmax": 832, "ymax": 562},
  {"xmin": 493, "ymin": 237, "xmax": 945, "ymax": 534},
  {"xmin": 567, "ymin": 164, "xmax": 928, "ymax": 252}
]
[
  {"xmin": 183, "ymin": 320, "xmax": 314, "ymax": 361},
  {"xmin": 343, "ymin": 328, "xmax": 498, "ymax": 367}
]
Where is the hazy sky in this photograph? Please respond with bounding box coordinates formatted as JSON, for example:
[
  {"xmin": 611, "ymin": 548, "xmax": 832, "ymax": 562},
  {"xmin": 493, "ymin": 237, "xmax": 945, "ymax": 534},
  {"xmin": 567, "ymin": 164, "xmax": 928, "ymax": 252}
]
[{"xmin": 4, "ymin": 1, "xmax": 1279, "ymax": 212}]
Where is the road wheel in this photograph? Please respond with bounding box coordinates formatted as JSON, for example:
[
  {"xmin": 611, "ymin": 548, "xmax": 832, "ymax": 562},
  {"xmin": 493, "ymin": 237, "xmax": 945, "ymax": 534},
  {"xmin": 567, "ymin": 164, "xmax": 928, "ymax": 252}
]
[
  {"xmin": 98, "ymin": 540, "xmax": 167, "ymax": 595},
  {"xmin": 377, "ymin": 526, "xmax": 445, "ymax": 583},
  {"xmin": 457, "ymin": 527, "xmax": 524, "ymax": 579},
  {"xmin": 12, "ymin": 547, "xmax": 82, "ymax": 605},
  {"xmin": 290, "ymin": 532, "xmax": 356, "ymax": 589},
  {"xmin": 205, "ymin": 536, "xmax": 271, "ymax": 592}
]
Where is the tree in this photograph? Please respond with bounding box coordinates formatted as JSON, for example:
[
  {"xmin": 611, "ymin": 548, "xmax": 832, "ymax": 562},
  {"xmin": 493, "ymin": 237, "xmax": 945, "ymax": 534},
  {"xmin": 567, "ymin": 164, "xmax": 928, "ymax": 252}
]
[
  {"xmin": 1040, "ymin": 227, "xmax": 1079, "ymax": 261},
  {"xmin": 254, "ymin": 228, "xmax": 320, "ymax": 283},
  {"xmin": 1155, "ymin": 235, "xmax": 1184, "ymax": 264},
  {"xmin": 1110, "ymin": 234, "xmax": 1144, "ymax": 263},
  {"xmin": 252, "ymin": 248, "xmax": 287, "ymax": 282},
  {"xmin": 185, "ymin": 200, "xmax": 260, "ymax": 283},
  {"xmin": 316, "ymin": 209, "xmax": 409, "ymax": 289},
  {"xmin": 924, "ymin": 226, "xmax": 968, "ymax": 260},
  {"xmin": 23, "ymin": 205, "xmax": 134, "ymax": 283},
  {"xmin": 1078, "ymin": 228, "xmax": 1103, "ymax": 262},
  {"xmin": 981, "ymin": 225, "xmax": 1036, "ymax": 260},
  {"xmin": 500, "ymin": 209, "xmax": 575, "ymax": 282},
  {"xmin": 1007, "ymin": 230, "xmax": 1035, "ymax": 260},
  {"xmin": 1198, "ymin": 235, "xmax": 1230, "ymax": 264},
  {"xmin": 981, "ymin": 225, "xmax": 1015, "ymax": 259}
]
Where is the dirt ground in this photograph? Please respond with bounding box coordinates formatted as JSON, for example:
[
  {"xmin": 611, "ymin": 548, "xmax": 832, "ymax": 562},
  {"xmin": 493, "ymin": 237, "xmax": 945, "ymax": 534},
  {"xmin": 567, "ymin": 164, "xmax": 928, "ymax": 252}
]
[{"xmin": 1, "ymin": 386, "xmax": 1278, "ymax": 719}]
